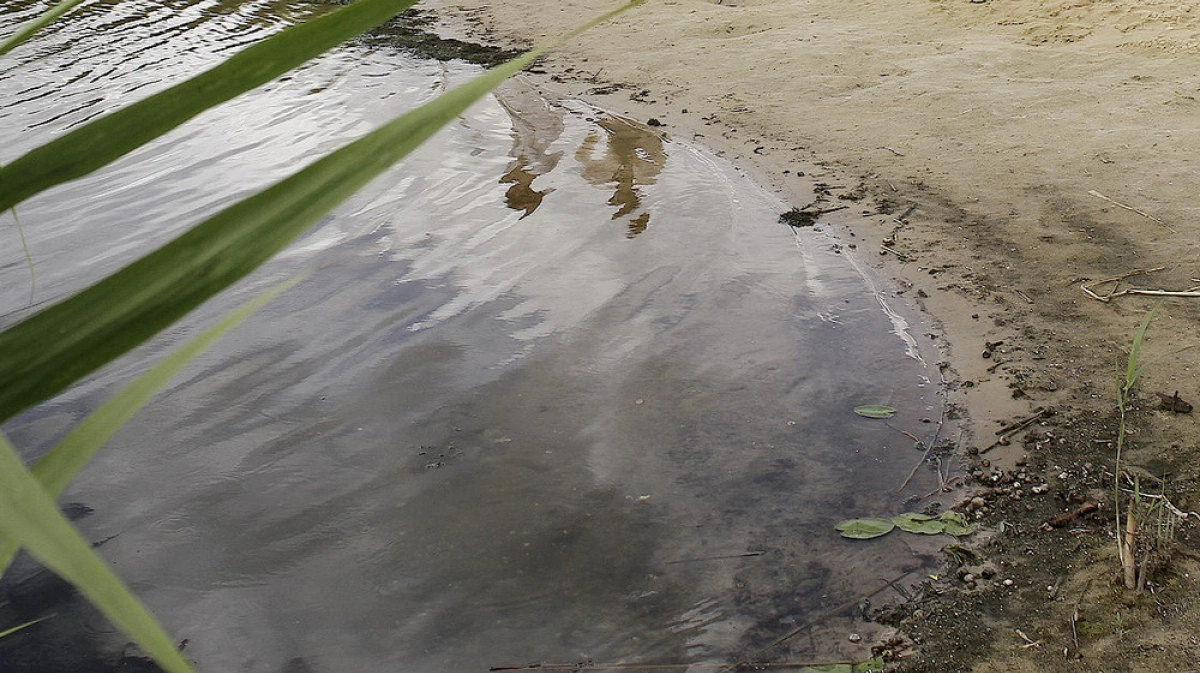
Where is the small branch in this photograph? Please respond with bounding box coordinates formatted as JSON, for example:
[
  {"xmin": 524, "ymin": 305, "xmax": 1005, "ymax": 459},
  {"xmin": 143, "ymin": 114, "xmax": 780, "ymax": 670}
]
[
  {"xmin": 995, "ymin": 407, "xmax": 1054, "ymax": 437},
  {"xmin": 715, "ymin": 572, "xmax": 915, "ymax": 673},
  {"xmin": 1015, "ymin": 628, "xmax": 1041, "ymax": 649},
  {"xmin": 1069, "ymin": 579, "xmax": 1093, "ymax": 658},
  {"xmin": 666, "ymin": 551, "xmax": 764, "ymax": 565},
  {"xmin": 1080, "ymin": 266, "xmax": 1181, "ymax": 302},
  {"xmin": 980, "ymin": 407, "xmax": 1054, "ymax": 454},
  {"xmin": 896, "ymin": 406, "xmax": 951, "ymax": 494},
  {"xmin": 1088, "ymin": 190, "xmax": 1174, "ymax": 232},
  {"xmin": 1043, "ymin": 502, "xmax": 1099, "ymax": 529}
]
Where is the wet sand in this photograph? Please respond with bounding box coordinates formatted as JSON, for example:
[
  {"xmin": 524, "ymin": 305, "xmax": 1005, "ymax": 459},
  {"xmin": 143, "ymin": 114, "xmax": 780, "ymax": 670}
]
[{"xmin": 428, "ymin": 0, "xmax": 1200, "ymax": 670}]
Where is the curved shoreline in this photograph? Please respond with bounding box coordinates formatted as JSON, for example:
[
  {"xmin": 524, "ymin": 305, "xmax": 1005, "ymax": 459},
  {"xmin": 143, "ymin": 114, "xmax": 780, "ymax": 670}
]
[{"xmin": 429, "ymin": 0, "xmax": 1200, "ymax": 670}]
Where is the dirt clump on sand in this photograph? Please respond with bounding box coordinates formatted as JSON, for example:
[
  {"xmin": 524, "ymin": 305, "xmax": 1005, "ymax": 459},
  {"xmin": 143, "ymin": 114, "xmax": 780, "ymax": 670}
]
[{"xmin": 431, "ymin": 0, "xmax": 1200, "ymax": 669}]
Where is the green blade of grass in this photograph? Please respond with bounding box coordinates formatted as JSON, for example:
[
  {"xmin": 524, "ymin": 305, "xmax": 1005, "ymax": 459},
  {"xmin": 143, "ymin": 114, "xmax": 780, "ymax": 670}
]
[
  {"xmin": 0, "ymin": 433, "xmax": 195, "ymax": 673},
  {"xmin": 0, "ymin": 0, "xmax": 418, "ymax": 212},
  {"xmin": 0, "ymin": 616, "xmax": 50, "ymax": 640},
  {"xmin": 0, "ymin": 0, "xmax": 644, "ymax": 424},
  {"xmin": 0, "ymin": 280, "xmax": 296, "ymax": 575},
  {"xmin": 0, "ymin": 0, "xmax": 88, "ymax": 57},
  {"xmin": 1124, "ymin": 300, "xmax": 1162, "ymax": 393}
]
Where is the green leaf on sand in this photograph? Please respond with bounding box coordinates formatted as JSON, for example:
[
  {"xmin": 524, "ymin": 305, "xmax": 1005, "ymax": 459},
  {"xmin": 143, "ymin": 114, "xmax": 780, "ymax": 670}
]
[
  {"xmin": 891, "ymin": 512, "xmax": 946, "ymax": 535},
  {"xmin": 853, "ymin": 405, "xmax": 896, "ymax": 419},
  {"xmin": 835, "ymin": 518, "xmax": 896, "ymax": 539},
  {"xmin": 855, "ymin": 657, "xmax": 886, "ymax": 672},
  {"xmin": 938, "ymin": 510, "xmax": 977, "ymax": 537}
]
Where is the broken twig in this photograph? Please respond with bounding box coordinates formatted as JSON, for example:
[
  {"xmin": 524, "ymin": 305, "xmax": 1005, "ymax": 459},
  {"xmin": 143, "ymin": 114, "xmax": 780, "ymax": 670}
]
[
  {"xmin": 980, "ymin": 408, "xmax": 1054, "ymax": 454},
  {"xmin": 1079, "ymin": 267, "xmax": 1200, "ymax": 302},
  {"xmin": 1088, "ymin": 190, "xmax": 1174, "ymax": 232},
  {"xmin": 1043, "ymin": 502, "xmax": 1099, "ymax": 529}
]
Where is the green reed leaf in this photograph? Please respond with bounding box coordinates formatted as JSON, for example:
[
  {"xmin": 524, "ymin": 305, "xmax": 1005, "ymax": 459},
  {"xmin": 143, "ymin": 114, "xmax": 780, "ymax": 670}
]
[
  {"xmin": 0, "ymin": 616, "xmax": 49, "ymax": 640},
  {"xmin": 0, "ymin": 0, "xmax": 643, "ymax": 424},
  {"xmin": 0, "ymin": 280, "xmax": 295, "ymax": 575},
  {"xmin": 0, "ymin": 0, "xmax": 418, "ymax": 212},
  {"xmin": 0, "ymin": 0, "xmax": 88, "ymax": 57},
  {"xmin": 0, "ymin": 433, "xmax": 195, "ymax": 673}
]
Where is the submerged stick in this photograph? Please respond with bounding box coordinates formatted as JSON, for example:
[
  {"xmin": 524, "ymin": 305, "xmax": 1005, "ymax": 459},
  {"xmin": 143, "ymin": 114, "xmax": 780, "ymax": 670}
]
[
  {"xmin": 666, "ymin": 551, "xmax": 765, "ymax": 565},
  {"xmin": 490, "ymin": 660, "xmax": 863, "ymax": 671},
  {"xmin": 715, "ymin": 571, "xmax": 915, "ymax": 673}
]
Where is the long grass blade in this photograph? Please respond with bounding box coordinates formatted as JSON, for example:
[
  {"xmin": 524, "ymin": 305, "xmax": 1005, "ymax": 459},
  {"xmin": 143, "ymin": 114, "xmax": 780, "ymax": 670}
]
[
  {"xmin": 0, "ymin": 0, "xmax": 87, "ymax": 57},
  {"xmin": 0, "ymin": 280, "xmax": 296, "ymax": 575},
  {"xmin": 0, "ymin": 0, "xmax": 644, "ymax": 424},
  {"xmin": 0, "ymin": 0, "xmax": 418, "ymax": 212},
  {"xmin": 0, "ymin": 616, "xmax": 50, "ymax": 640},
  {"xmin": 1124, "ymin": 300, "xmax": 1161, "ymax": 393},
  {"xmin": 0, "ymin": 433, "xmax": 195, "ymax": 673}
]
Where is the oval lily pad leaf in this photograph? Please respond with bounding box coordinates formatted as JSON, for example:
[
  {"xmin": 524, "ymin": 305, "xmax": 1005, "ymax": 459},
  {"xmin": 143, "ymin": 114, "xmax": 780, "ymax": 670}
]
[
  {"xmin": 938, "ymin": 510, "xmax": 978, "ymax": 536},
  {"xmin": 835, "ymin": 518, "xmax": 896, "ymax": 539},
  {"xmin": 853, "ymin": 405, "xmax": 896, "ymax": 419},
  {"xmin": 891, "ymin": 513, "xmax": 946, "ymax": 534}
]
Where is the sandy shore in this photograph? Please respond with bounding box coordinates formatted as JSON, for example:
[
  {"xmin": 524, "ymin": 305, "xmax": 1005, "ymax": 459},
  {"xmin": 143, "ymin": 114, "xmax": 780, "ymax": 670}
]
[{"xmin": 430, "ymin": 0, "xmax": 1200, "ymax": 670}]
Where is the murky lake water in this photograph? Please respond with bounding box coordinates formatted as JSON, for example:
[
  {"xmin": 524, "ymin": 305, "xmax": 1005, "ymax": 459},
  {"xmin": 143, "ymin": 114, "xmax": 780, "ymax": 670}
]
[{"xmin": 1, "ymin": 1, "xmax": 954, "ymax": 671}]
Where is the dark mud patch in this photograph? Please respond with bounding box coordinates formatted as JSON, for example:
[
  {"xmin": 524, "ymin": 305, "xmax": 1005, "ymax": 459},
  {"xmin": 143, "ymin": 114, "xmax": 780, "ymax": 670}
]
[
  {"xmin": 0, "ymin": 507, "xmax": 173, "ymax": 673},
  {"xmin": 357, "ymin": 9, "xmax": 522, "ymax": 68}
]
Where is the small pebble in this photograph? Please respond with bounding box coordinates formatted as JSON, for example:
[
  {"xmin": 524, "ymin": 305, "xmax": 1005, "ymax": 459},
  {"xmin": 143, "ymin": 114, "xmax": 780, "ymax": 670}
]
[
  {"xmin": 1003, "ymin": 579, "xmax": 1015, "ymax": 587},
  {"xmin": 848, "ymin": 633, "xmax": 862, "ymax": 643}
]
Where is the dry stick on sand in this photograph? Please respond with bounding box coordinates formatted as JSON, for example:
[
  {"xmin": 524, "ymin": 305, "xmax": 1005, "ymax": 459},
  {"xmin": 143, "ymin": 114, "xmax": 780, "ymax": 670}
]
[
  {"xmin": 979, "ymin": 407, "xmax": 1054, "ymax": 455},
  {"xmin": 1069, "ymin": 579, "xmax": 1094, "ymax": 658},
  {"xmin": 1088, "ymin": 190, "xmax": 1175, "ymax": 232},
  {"xmin": 1081, "ymin": 266, "xmax": 1200, "ymax": 302}
]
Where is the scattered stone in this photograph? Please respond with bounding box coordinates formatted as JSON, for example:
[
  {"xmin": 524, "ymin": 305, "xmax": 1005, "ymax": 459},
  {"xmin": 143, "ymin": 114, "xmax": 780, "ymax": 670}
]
[{"xmin": 848, "ymin": 633, "xmax": 862, "ymax": 643}]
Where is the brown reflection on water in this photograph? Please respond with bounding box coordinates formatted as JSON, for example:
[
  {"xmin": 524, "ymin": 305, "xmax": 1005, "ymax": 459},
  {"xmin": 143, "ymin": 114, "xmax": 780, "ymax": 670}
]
[
  {"xmin": 497, "ymin": 82, "xmax": 563, "ymax": 220},
  {"xmin": 500, "ymin": 158, "xmax": 550, "ymax": 219},
  {"xmin": 576, "ymin": 115, "xmax": 665, "ymax": 238}
]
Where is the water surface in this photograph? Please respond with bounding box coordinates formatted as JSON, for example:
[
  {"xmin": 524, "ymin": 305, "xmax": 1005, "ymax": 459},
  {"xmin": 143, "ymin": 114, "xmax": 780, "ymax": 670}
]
[{"xmin": 1, "ymin": 3, "xmax": 951, "ymax": 671}]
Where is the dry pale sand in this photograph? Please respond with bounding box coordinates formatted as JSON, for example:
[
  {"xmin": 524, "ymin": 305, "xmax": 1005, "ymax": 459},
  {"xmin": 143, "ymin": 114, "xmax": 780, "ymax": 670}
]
[{"xmin": 431, "ymin": 0, "xmax": 1200, "ymax": 670}]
